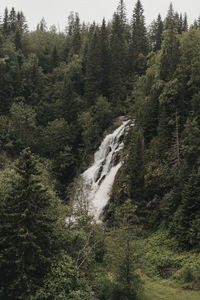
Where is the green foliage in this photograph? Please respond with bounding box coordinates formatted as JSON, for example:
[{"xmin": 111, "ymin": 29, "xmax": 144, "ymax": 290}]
[
  {"xmin": 172, "ymin": 254, "xmax": 200, "ymax": 289},
  {"xmin": 99, "ymin": 210, "xmax": 144, "ymax": 300},
  {"xmin": 130, "ymin": 0, "xmax": 149, "ymax": 73},
  {"xmin": 0, "ymin": 148, "xmax": 62, "ymax": 299},
  {"xmin": 1, "ymin": 3, "xmax": 200, "ymax": 298},
  {"xmin": 10, "ymin": 100, "xmax": 37, "ymax": 149},
  {"xmin": 140, "ymin": 231, "xmax": 184, "ymax": 278},
  {"xmin": 0, "ymin": 115, "xmax": 10, "ymax": 150},
  {"xmin": 35, "ymin": 253, "xmax": 91, "ymax": 300}
]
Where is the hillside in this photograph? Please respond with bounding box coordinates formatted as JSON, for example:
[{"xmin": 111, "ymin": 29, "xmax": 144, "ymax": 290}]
[{"xmin": 1, "ymin": 1, "xmax": 200, "ymax": 299}]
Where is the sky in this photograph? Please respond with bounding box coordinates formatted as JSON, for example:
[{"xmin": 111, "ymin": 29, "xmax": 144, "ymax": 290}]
[{"xmin": 0, "ymin": 0, "xmax": 199, "ymax": 32}]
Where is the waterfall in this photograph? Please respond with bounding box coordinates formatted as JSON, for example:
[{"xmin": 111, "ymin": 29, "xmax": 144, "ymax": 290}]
[{"xmin": 82, "ymin": 120, "xmax": 130, "ymax": 221}]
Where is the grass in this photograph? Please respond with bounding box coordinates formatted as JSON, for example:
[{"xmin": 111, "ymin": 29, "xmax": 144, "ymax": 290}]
[{"xmin": 143, "ymin": 275, "xmax": 200, "ymax": 300}]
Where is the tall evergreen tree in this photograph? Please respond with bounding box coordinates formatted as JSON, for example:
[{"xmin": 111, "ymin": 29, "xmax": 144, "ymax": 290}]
[
  {"xmin": 99, "ymin": 18, "xmax": 110, "ymax": 98},
  {"xmin": 165, "ymin": 2, "xmax": 176, "ymax": 30},
  {"xmin": 159, "ymin": 27, "xmax": 180, "ymax": 81},
  {"xmin": 16, "ymin": 11, "xmax": 28, "ymax": 33},
  {"xmin": 109, "ymin": 12, "xmax": 127, "ymax": 104},
  {"xmin": 182, "ymin": 13, "xmax": 188, "ymax": 31},
  {"xmin": 149, "ymin": 14, "xmax": 164, "ymax": 51},
  {"xmin": 0, "ymin": 148, "xmax": 60, "ymax": 299},
  {"xmin": 3, "ymin": 7, "xmax": 9, "ymax": 35},
  {"xmin": 117, "ymin": 0, "xmax": 127, "ymax": 26},
  {"xmin": 85, "ymin": 25, "xmax": 102, "ymax": 103},
  {"xmin": 66, "ymin": 12, "xmax": 82, "ymax": 60},
  {"xmin": 9, "ymin": 7, "xmax": 17, "ymax": 32},
  {"xmin": 129, "ymin": 0, "xmax": 148, "ymax": 74}
]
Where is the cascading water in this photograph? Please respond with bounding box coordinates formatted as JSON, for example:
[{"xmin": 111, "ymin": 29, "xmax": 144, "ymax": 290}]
[{"xmin": 82, "ymin": 120, "xmax": 130, "ymax": 221}]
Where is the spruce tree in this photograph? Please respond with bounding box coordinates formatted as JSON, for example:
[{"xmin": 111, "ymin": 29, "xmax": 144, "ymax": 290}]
[
  {"xmin": 16, "ymin": 11, "xmax": 28, "ymax": 33},
  {"xmin": 159, "ymin": 27, "xmax": 180, "ymax": 81},
  {"xmin": 0, "ymin": 148, "xmax": 60, "ymax": 299},
  {"xmin": 129, "ymin": 0, "xmax": 148, "ymax": 74},
  {"xmin": 117, "ymin": 0, "xmax": 127, "ymax": 26},
  {"xmin": 109, "ymin": 12, "xmax": 127, "ymax": 104},
  {"xmin": 165, "ymin": 2, "xmax": 176, "ymax": 30},
  {"xmin": 149, "ymin": 14, "xmax": 163, "ymax": 51},
  {"xmin": 183, "ymin": 13, "xmax": 188, "ymax": 31},
  {"xmin": 178, "ymin": 13, "xmax": 183, "ymax": 34},
  {"xmin": 85, "ymin": 25, "xmax": 102, "ymax": 104},
  {"xmin": 99, "ymin": 18, "xmax": 110, "ymax": 98},
  {"xmin": 9, "ymin": 7, "xmax": 17, "ymax": 32},
  {"xmin": 3, "ymin": 7, "xmax": 9, "ymax": 35}
]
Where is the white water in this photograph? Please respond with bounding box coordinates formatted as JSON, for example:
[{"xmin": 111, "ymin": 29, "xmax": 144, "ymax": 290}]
[{"xmin": 82, "ymin": 120, "xmax": 130, "ymax": 221}]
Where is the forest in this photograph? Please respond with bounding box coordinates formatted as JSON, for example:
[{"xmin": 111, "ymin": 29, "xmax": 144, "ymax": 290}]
[{"xmin": 1, "ymin": 0, "xmax": 200, "ymax": 299}]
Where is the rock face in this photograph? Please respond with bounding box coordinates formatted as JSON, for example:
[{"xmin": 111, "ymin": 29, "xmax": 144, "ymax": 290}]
[{"xmin": 82, "ymin": 120, "xmax": 130, "ymax": 220}]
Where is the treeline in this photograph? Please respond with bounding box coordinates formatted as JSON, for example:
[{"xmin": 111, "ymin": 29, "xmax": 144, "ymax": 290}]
[
  {"xmin": 1, "ymin": 0, "xmax": 200, "ymax": 299},
  {"xmin": 107, "ymin": 3, "xmax": 200, "ymax": 251},
  {"xmin": 0, "ymin": 1, "xmax": 194, "ymax": 197}
]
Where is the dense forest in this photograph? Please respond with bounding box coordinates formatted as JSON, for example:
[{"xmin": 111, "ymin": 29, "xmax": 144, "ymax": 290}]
[{"xmin": 1, "ymin": 1, "xmax": 200, "ymax": 299}]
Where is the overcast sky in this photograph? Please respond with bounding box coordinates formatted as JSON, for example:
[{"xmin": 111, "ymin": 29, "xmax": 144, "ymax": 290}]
[{"xmin": 0, "ymin": 0, "xmax": 199, "ymax": 31}]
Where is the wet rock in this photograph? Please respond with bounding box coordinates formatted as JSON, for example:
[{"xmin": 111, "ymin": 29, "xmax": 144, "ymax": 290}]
[
  {"xmin": 110, "ymin": 151, "xmax": 121, "ymax": 167},
  {"xmin": 105, "ymin": 146, "xmax": 112, "ymax": 157},
  {"xmin": 98, "ymin": 175, "xmax": 106, "ymax": 186},
  {"xmin": 94, "ymin": 166, "xmax": 103, "ymax": 182}
]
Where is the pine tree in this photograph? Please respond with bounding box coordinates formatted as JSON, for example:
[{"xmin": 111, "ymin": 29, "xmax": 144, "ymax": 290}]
[
  {"xmin": 16, "ymin": 11, "xmax": 28, "ymax": 33},
  {"xmin": 117, "ymin": 0, "xmax": 127, "ymax": 26},
  {"xmin": 129, "ymin": 0, "xmax": 148, "ymax": 74},
  {"xmin": 177, "ymin": 13, "xmax": 183, "ymax": 34},
  {"xmin": 0, "ymin": 148, "xmax": 60, "ymax": 299},
  {"xmin": 66, "ymin": 12, "xmax": 82, "ymax": 60},
  {"xmin": 85, "ymin": 25, "xmax": 102, "ymax": 104},
  {"xmin": 165, "ymin": 2, "xmax": 176, "ymax": 30},
  {"xmin": 9, "ymin": 7, "xmax": 17, "ymax": 32},
  {"xmin": 183, "ymin": 13, "xmax": 188, "ymax": 31},
  {"xmin": 99, "ymin": 18, "xmax": 110, "ymax": 98},
  {"xmin": 159, "ymin": 27, "xmax": 180, "ymax": 81},
  {"xmin": 109, "ymin": 12, "xmax": 127, "ymax": 104},
  {"xmin": 72, "ymin": 13, "xmax": 81, "ymax": 55},
  {"xmin": 3, "ymin": 7, "xmax": 10, "ymax": 35},
  {"xmin": 149, "ymin": 14, "xmax": 164, "ymax": 51}
]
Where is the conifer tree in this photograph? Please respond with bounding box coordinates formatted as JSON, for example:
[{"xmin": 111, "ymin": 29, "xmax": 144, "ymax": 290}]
[
  {"xmin": 178, "ymin": 13, "xmax": 183, "ymax": 34},
  {"xmin": 165, "ymin": 2, "xmax": 176, "ymax": 30},
  {"xmin": 66, "ymin": 12, "xmax": 81, "ymax": 60},
  {"xmin": 99, "ymin": 18, "xmax": 110, "ymax": 98},
  {"xmin": 0, "ymin": 148, "xmax": 60, "ymax": 299},
  {"xmin": 117, "ymin": 0, "xmax": 127, "ymax": 26},
  {"xmin": 159, "ymin": 27, "xmax": 180, "ymax": 81},
  {"xmin": 149, "ymin": 14, "xmax": 164, "ymax": 51},
  {"xmin": 85, "ymin": 25, "xmax": 102, "ymax": 103},
  {"xmin": 72, "ymin": 13, "xmax": 81, "ymax": 55},
  {"xmin": 3, "ymin": 7, "xmax": 9, "ymax": 35},
  {"xmin": 183, "ymin": 13, "xmax": 188, "ymax": 31},
  {"xmin": 9, "ymin": 7, "xmax": 17, "ymax": 32},
  {"xmin": 16, "ymin": 11, "xmax": 28, "ymax": 33},
  {"xmin": 129, "ymin": 0, "xmax": 148, "ymax": 74},
  {"xmin": 109, "ymin": 12, "xmax": 127, "ymax": 104}
]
